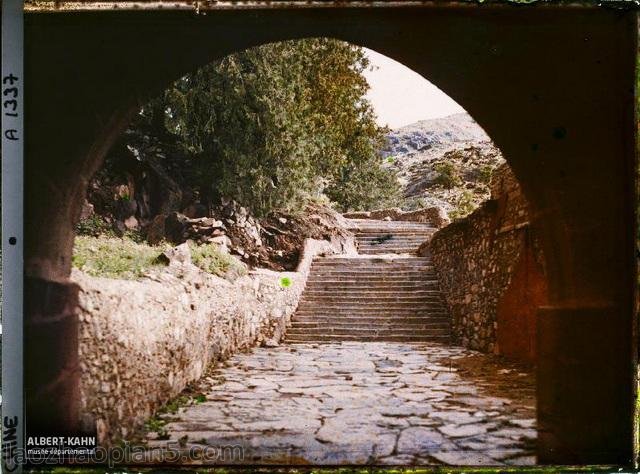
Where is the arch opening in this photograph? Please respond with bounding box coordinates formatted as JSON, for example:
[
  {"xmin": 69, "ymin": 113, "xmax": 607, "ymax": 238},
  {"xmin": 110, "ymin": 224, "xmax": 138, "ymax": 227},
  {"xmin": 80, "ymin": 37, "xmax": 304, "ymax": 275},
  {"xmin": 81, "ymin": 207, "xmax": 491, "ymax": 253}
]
[
  {"xmin": 23, "ymin": 7, "xmax": 637, "ymax": 466},
  {"xmin": 67, "ymin": 37, "xmax": 543, "ymax": 463}
]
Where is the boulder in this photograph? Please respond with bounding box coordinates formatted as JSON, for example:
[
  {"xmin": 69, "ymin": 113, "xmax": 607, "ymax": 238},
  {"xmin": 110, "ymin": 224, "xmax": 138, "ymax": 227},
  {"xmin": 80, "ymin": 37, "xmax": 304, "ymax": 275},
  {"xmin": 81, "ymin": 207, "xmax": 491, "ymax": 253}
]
[
  {"xmin": 164, "ymin": 212, "xmax": 190, "ymax": 244},
  {"xmin": 156, "ymin": 242, "xmax": 192, "ymax": 266}
]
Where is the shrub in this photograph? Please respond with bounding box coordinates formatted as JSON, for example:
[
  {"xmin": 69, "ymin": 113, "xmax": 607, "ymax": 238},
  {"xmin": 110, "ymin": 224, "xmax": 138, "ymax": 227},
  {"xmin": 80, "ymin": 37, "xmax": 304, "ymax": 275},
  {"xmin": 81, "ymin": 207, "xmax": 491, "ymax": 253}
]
[
  {"xmin": 477, "ymin": 164, "xmax": 495, "ymax": 185},
  {"xmin": 432, "ymin": 162, "xmax": 463, "ymax": 189},
  {"xmin": 402, "ymin": 196, "xmax": 428, "ymax": 211},
  {"xmin": 449, "ymin": 190, "xmax": 477, "ymax": 219},
  {"xmin": 75, "ymin": 215, "xmax": 115, "ymax": 237}
]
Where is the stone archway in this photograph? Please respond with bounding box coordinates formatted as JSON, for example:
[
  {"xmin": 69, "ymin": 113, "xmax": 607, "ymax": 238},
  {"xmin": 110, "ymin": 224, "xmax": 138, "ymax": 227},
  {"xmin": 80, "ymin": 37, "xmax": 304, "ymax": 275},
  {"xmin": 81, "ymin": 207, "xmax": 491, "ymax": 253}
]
[{"xmin": 24, "ymin": 4, "xmax": 637, "ymax": 464}]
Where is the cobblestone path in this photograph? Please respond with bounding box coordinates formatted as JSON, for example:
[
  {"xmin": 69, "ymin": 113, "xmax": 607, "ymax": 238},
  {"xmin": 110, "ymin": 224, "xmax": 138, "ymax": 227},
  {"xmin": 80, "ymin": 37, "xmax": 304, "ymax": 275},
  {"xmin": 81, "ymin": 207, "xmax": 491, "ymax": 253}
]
[{"xmin": 147, "ymin": 342, "xmax": 535, "ymax": 466}]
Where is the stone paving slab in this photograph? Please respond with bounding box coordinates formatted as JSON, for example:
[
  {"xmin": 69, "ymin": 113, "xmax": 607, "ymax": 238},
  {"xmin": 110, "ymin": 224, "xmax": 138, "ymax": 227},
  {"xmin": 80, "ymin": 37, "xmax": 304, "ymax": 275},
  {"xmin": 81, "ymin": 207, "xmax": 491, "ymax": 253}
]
[{"xmin": 146, "ymin": 342, "xmax": 536, "ymax": 466}]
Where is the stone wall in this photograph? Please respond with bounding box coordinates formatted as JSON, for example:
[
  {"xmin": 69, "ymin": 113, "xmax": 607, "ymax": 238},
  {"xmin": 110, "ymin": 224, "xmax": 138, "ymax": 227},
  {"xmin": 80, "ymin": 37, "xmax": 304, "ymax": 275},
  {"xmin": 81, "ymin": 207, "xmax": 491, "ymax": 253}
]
[
  {"xmin": 75, "ymin": 236, "xmax": 354, "ymax": 445},
  {"xmin": 429, "ymin": 164, "xmax": 547, "ymax": 361}
]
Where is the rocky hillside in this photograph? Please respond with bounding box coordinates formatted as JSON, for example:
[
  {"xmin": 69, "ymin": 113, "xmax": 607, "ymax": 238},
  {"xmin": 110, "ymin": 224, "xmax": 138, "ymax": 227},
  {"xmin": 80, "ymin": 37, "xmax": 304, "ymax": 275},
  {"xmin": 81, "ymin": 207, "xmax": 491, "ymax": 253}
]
[
  {"xmin": 80, "ymin": 125, "xmax": 351, "ymax": 272},
  {"xmin": 384, "ymin": 113, "xmax": 505, "ymax": 219}
]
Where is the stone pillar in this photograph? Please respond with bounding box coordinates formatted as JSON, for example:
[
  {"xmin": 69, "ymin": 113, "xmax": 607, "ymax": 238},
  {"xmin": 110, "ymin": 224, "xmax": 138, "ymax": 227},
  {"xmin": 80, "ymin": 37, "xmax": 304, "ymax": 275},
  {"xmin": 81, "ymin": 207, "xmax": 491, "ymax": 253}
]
[
  {"xmin": 24, "ymin": 102, "xmax": 136, "ymax": 437},
  {"xmin": 537, "ymin": 305, "xmax": 634, "ymax": 464},
  {"xmin": 24, "ymin": 278, "xmax": 81, "ymax": 436}
]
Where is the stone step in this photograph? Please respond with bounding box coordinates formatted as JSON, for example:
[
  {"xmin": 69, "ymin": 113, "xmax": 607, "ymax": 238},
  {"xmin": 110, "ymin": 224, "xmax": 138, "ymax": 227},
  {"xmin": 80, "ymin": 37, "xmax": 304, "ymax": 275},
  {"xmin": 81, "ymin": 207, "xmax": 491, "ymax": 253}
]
[
  {"xmin": 293, "ymin": 309, "xmax": 449, "ymax": 315},
  {"xmin": 356, "ymin": 241, "xmax": 426, "ymax": 244},
  {"xmin": 307, "ymin": 278, "xmax": 437, "ymax": 282},
  {"xmin": 309, "ymin": 268, "xmax": 434, "ymax": 274},
  {"xmin": 356, "ymin": 245, "xmax": 424, "ymax": 250},
  {"xmin": 355, "ymin": 246, "xmax": 423, "ymax": 250},
  {"xmin": 313, "ymin": 258, "xmax": 431, "ymax": 264},
  {"xmin": 351, "ymin": 222, "xmax": 434, "ymax": 226},
  {"xmin": 312, "ymin": 266, "xmax": 430, "ymax": 271},
  {"xmin": 306, "ymin": 281, "xmax": 439, "ymax": 287},
  {"xmin": 300, "ymin": 296, "xmax": 444, "ymax": 304},
  {"xmin": 302, "ymin": 288, "xmax": 442, "ymax": 292},
  {"xmin": 352, "ymin": 227, "xmax": 434, "ymax": 232},
  {"xmin": 297, "ymin": 298, "xmax": 446, "ymax": 305},
  {"xmin": 311, "ymin": 257, "xmax": 433, "ymax": 271},
  {"xmin": 286, "ymin": 334, "xmax": 451, "ymax": 343},
  {"xmin": 303, "ymin": 286, "xmax": 440, "ymax": 291},
  {"xmin": 351, "ymin": 223, "xmax": 435, "ymax": 228},
  {"xmin": 356, "ymin": 238, "xmax": 428, "ymax": 247},
  {"xmin": 294, "ymin": 303, "xmax": 446, "ymax": 319},
  {"xmin": 305, "ymin": 280, "xmax": 438, "ymax": 286},
  {"xmin": 292, "ymin": 307, "xmax": 449, "ymax": 321},
  {"xmin": 290, "ymin": 323, "xmax": 450, "ymax": 330},
  {"xmin": 298, "ymin": 294, "xmax": 442, "ymax": 309},
  {"xmin": 305, "ymin": 287, "xmax": 440, "ymax": 293},
  {"xmin": 354, "ymin": 232, "xmax": 433, "ymax": 238},
  {"xmin": 290, "ymin": 321, "xmax": 450, "ymax": 329},
  {"xmin": 357, "ymin": 249, "xmax": 419, "ymax": 255},
  {"xmin": 302, "ymin": 288, "xmax": 442, "ymax": 294},
  {"xmin": 286, "ymin": 330, "xmax": 451, "ymax": 339},
  {"xmin": 306, "ymin": 282, "xmax": 436, "ymax": 287},
  {"xmin": 352, "ymin": 235, "xmax": 431, "ymax": 240},
  {"xmin": 347, "ymin": 219, "xmax": 435, "ymax": 227},
  {"xmin": 356, "ymin": 240, "xmax": 427, "ymax": 245},
  {"xmin": 314, "ymin": 259, "xmax": 430, "ymax": 263},
  {"xmin": 313, "ymin": 256, "xmax": 429, "ymax": 265},
  {"xmin": 306, "ymin": 281, "xmax": 434, "ymax": 286},
  {"xmin": 291, "ymin": 313, "xmax": 449, "ymax": 320}
]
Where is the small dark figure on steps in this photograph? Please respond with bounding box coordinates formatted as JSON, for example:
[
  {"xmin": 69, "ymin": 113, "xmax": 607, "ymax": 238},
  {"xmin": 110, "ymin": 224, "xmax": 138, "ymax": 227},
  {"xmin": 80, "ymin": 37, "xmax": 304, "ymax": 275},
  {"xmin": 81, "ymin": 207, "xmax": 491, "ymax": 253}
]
[{"xmin": 372, "ymin": 234, "xmax": 393, "ymax": 245}]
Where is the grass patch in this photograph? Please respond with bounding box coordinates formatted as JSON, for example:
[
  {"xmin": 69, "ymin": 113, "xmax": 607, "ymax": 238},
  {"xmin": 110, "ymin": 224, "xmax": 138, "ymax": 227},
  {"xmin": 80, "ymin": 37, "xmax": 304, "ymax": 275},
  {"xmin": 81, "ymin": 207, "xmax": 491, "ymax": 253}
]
[
  {"xmin": 190, "ymin": 243, "xmax": 247, "ymax": 279},
  {"xmin": 73, "ymin": 235, "xmax": 168, "ymax": 280},
  {"xmin": 74, "ymin": 235, "xmax": 247, "ymax": 280}
]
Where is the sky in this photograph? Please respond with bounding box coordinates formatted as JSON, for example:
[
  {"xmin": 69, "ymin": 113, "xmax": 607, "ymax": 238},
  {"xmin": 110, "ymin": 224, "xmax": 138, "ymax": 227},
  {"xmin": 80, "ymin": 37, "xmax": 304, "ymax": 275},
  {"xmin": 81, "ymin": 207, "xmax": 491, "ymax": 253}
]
[{"xmin": 362, "ymin": 48, "xmax": 465, "ymax": 130}]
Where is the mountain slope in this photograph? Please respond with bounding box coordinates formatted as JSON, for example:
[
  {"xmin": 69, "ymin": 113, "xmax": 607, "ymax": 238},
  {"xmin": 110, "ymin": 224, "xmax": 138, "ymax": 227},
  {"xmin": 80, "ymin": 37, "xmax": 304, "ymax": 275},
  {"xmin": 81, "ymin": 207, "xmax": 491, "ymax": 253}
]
[{"xmin": 384, "ymin": 113, "xmax": 505, "ymax": 218}]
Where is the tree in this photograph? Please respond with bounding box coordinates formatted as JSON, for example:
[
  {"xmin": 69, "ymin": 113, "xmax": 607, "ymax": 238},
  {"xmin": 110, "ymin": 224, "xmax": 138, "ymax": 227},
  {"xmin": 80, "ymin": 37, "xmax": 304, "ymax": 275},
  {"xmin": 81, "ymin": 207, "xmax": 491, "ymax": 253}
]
[{"xmin": 144, "ymin": 38, "xmax": 400, "ymax": 215}]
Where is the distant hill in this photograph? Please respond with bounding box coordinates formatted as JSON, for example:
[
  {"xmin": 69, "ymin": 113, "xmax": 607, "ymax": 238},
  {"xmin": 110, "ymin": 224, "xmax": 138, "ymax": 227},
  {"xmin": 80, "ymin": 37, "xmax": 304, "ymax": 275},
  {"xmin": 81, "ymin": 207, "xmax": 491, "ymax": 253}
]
[{"xmin": 383, "ymin": 113, "xmax": 505, "ymax": 219}]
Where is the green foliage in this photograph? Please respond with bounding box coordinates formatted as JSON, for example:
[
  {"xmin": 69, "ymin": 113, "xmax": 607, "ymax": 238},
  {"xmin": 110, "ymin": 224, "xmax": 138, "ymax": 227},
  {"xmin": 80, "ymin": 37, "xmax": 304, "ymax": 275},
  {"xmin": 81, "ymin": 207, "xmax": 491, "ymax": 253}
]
[
  {"xmin": 72, "ymin": 235, "xmax": 168, "ymax": 279},
  {"xmin": 402, "ymin": 196, "xmax": 428, "ymax": 211},
  {"xmin": 146, "ymin": 38, "xmax": 399, "ymax": 215},
  {"xmin": 433, "ymin": 162, "xmax": 463, "ymax": 189},
  {"xmin": 477, "ymin": 164, "xmax": 495, "ymax": 185},
  {"xmin": 75, "ymin": 215, "xmax": 115, "ymax": 238},
  {"xmin": 450, "ymin": 190, "xmax": 477, "ymax": 220},
  {"xmin": 327, "ymin": 161, "xmax": 401, "ymax": 212},
  {"xmin": 144, "ymin": 415, "xmax": 169, "ymax": 440},
  {"xmin": 190, "ymin": 243, "xmax": 247, "ymax": 280}
]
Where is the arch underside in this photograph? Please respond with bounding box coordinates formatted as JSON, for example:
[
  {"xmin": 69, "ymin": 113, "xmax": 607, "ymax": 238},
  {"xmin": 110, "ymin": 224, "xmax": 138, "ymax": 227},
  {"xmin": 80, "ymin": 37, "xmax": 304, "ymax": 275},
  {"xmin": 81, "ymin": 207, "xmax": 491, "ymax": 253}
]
[{"xmin": 24, "ymin": 5, "xmax": 637, "ymax": 465}]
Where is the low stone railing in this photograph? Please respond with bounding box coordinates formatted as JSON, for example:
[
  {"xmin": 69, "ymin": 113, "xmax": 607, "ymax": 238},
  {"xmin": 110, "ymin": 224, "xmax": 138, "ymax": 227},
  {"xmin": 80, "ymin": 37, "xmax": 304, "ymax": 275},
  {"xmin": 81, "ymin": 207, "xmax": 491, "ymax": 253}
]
[{"xmin": 75, "ymin": 234, "xmax": 355, "ymax": 445}]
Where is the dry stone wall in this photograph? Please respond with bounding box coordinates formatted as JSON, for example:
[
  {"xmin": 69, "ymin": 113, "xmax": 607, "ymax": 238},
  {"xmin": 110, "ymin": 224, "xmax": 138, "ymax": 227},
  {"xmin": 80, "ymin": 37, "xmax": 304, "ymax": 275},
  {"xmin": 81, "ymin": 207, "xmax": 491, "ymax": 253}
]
[
  {"xmin": 429, "ymin": 164, "xmax": 546, "ymax": 358},
  {"xmin": 75, "ymin": 236, "xmax": 354, "ymax": 445}
]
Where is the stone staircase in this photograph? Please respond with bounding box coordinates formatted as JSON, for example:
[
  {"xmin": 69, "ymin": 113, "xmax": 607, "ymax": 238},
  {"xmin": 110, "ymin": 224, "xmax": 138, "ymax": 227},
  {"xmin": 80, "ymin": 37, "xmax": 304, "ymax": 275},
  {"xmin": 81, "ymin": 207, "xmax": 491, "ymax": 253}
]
[
  {"xmin": 348, "ymin": 218, "xmax": 436, "ymax": 255},
  {"xmin": 286, "ymin": 218, "xmax": 451, "ymax": 343}
]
